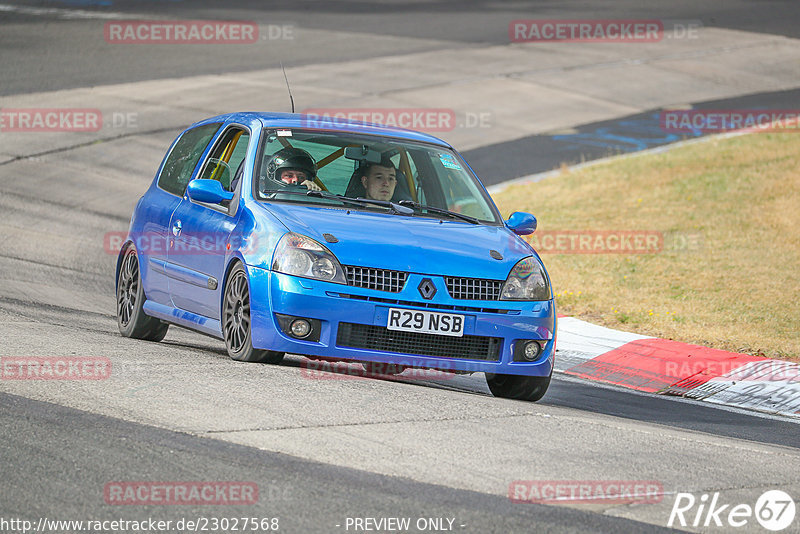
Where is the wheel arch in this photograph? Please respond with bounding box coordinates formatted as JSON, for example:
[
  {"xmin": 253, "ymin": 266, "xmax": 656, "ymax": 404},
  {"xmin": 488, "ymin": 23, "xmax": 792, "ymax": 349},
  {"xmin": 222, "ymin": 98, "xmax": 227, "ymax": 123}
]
[
  {"xmin": 114, "ymin": 240, "xmax": 135, "ymax": 293},
  {"xmin": 219, "ymin": 253, "xmax": 247, "ymax": 320}
]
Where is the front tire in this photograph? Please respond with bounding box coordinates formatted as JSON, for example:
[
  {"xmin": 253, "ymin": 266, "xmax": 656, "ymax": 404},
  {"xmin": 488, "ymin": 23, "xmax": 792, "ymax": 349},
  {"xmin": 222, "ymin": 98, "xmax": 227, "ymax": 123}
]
[
  {"xmin": 485, "ymin": 371, "xmax": 551, "ymax": 402},
  {"xmin": 223, "ymin": 263, "xmax": 284, "ymax": 364},
  {"xmin": 117, "ymin": 245, "xmax": 169, "ymax": 342}
]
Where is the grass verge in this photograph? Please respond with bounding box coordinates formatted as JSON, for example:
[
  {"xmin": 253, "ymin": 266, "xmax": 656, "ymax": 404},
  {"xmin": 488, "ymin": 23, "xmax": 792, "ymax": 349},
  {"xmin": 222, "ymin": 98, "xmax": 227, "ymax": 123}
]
[{"xmin": 491, "ymin": 132, "xmax": 799, "ymax": 361}]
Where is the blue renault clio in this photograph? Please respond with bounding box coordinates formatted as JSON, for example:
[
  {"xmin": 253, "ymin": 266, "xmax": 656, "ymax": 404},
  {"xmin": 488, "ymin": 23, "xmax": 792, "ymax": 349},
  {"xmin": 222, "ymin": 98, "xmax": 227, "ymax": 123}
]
[{"xmin": 116, "ymin": 112, "xmax": 556, "ymax": 401}]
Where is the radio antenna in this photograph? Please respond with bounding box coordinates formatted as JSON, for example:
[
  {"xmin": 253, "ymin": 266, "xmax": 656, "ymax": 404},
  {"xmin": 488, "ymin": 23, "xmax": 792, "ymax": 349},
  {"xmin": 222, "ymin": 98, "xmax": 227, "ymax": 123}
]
[{"xmin": 280, "ymin": 61, "xmax": 295, "ymax": 113}]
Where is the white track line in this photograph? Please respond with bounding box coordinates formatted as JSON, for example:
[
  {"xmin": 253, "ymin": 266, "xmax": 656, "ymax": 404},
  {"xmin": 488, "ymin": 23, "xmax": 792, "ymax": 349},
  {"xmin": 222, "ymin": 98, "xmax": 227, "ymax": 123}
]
[{"xmin": 0, "ymin": 3, "xmax": 139, "ymax": 20}]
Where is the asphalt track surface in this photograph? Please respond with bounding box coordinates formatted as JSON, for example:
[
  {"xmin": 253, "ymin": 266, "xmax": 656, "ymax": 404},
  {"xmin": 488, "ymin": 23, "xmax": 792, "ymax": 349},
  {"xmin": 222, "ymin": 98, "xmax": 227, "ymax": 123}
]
[
  {"xmin": 1, "ymin": 2, "xmax": 800, "ymax": 533},
  {"xmin": 0, "ymin": 392, "xmax": 673, "ymax": 533},
  {"xmin": 2, "ymin": 0, "xmax": 800, "ymax": 96}
]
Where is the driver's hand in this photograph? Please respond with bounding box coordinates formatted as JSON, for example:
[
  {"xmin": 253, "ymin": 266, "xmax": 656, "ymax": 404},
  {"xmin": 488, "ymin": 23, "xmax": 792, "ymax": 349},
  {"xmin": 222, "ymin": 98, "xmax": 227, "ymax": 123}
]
[{"xmin": 302, "ymin": 180, "xmax": 322, "ymax": 191}]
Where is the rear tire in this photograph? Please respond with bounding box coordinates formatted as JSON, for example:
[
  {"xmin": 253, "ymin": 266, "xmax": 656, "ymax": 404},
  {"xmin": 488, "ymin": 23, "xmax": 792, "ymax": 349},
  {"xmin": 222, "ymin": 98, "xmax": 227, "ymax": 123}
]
[
  {"xmin": 223, "ymin": 263, "xmax": 284, "ymax": 364},
  {"xmin": 116, "ymin": 245, "xmax": 169, "ymax": 342},
  {"xmin": 485, "ymin": 371, "xmax": 551, "ymax": 402}
]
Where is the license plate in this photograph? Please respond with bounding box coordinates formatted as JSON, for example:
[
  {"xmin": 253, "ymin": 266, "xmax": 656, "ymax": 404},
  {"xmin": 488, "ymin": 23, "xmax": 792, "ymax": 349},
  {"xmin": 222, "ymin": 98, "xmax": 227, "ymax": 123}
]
[{"xmin": 386, "ymin": 308, "xmax": 464, "ymax": 337}]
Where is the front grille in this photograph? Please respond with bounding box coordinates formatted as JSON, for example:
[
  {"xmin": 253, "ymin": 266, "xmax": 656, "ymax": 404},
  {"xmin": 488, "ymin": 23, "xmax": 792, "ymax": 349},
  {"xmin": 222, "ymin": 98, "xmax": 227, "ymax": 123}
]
[
  {"xmin": 337, "ymin": 323, "xmax": 502, "ymax": 361},
  {"xmin": 445, "ymin": 277, "xmax": 504, "ymax": 301},
  {"xmin": 345, "ymin": 265, "xmax": 408, "ymax": 293}
]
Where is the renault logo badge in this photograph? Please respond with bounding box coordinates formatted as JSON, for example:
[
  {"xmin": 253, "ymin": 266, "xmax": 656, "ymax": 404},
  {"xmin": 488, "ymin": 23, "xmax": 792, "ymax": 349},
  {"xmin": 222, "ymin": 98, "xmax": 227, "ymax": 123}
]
[{"xmin": 418, "ymin": 278, "xmax": 436, "ymax": 300}]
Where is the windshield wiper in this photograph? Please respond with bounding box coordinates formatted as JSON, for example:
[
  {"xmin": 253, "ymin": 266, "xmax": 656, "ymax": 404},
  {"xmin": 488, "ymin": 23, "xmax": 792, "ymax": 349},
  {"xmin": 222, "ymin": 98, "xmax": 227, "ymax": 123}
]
[
  {"xmin": 397, "ymin": 200, "xmax": 480, "ymax": 224},
  {"xmin": 305, "ymin": 190, "xmax": 413, "ymax": 215},
  {"xmin": 265, "ymin": 189, "xmax": 374, "ymax": 209}
]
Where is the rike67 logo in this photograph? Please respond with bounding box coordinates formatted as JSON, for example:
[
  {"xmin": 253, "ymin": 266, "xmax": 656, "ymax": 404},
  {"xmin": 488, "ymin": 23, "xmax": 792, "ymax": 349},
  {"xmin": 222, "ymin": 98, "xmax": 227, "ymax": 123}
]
[{"xmin": 668, "ymin": 490, "xmax": 796, "ymax": 531}]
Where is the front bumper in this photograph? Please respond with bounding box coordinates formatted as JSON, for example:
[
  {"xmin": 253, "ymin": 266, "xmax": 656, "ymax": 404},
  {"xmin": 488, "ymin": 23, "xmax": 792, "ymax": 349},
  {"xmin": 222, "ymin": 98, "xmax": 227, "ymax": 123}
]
[{"xmin": 247, "ymin": 266, "xmax": 555, "ymax": 376}]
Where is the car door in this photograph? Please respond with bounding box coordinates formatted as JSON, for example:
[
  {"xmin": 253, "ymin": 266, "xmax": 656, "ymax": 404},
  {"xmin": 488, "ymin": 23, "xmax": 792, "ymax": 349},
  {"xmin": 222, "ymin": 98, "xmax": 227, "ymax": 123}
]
[
  {"xmin": 140, "ymin": 122, "xmax": 222, "ymax": 305},
  {"xmin": 166, "ymin": 125, "xmax": 251, "ymax": 319}
]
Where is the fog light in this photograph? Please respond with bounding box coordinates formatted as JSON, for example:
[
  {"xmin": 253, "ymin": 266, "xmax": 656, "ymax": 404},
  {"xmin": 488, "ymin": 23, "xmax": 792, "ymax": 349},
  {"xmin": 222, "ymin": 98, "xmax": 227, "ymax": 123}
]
[
  {"xmin": 523, "ymin": 341, "xmax": 541, "ymax": 361},
  {"xmin": 290, "ymin": 319, "xmax": 312, "ymax": 338}
]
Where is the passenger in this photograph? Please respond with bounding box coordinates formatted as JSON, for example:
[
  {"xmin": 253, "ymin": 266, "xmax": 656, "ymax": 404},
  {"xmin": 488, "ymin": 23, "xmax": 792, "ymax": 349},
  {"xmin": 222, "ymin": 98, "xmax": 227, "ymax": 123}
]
[
  {"xmin": 357, "ymin": 159, "xmax": 397, "ymax": 201},
  {"xmin": 265, "ymin": 147, "xmax": 322, "ymax": 191}
]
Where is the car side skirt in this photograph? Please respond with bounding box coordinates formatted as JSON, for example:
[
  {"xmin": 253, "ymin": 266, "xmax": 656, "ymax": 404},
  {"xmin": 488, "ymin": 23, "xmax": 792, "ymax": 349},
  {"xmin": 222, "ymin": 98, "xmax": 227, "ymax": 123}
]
[{"xmin": 143, "ymin": 300, "xmax": 223, "ymax": 339}]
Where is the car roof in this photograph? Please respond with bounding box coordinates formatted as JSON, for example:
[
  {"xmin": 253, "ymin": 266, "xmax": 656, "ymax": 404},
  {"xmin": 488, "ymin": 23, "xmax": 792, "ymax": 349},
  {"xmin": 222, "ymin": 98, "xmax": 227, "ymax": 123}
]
[{"xmin": 191, "ymin": 112, "xmax": 452, "ymax": 147}]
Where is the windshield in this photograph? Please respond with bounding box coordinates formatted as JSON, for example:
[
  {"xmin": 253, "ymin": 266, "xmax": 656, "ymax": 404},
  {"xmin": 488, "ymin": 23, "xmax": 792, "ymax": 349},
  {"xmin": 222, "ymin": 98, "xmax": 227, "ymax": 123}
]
[{"xmin": 254, "ymin": 130, "xmax": 501, "ymax": 224}]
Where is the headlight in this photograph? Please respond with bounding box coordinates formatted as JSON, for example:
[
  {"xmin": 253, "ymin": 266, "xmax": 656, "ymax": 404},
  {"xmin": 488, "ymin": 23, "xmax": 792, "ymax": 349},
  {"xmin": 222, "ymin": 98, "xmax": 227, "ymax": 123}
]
[
  {"xmin": 500, "ymin": 256, "xmax": 551, "ymax": 301},
  {"xmin": 272, "ymin": 233, "xmax": 347, "ymax": 284}
]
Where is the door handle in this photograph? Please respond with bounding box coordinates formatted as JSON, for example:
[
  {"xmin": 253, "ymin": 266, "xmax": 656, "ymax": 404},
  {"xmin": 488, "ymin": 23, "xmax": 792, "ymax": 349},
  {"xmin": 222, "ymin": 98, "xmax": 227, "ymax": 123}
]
[{"xmin": 172, "ymin": 220, "xmax": 182, "ymax": 237}]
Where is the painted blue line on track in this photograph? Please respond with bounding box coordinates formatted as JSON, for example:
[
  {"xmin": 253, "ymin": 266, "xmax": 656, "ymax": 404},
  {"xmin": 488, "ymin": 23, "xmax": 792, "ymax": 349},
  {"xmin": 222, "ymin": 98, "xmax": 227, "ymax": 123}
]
[{"xmin": 464, "ymin": 88, "xmax": 800, "ymax": 186}]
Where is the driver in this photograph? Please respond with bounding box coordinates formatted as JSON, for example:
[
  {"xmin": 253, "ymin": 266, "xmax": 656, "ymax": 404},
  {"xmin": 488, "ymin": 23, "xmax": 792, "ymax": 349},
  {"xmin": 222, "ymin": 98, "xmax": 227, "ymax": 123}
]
[{"xmin": 264, "ymin": 147, "xmax": 322, "ymax": 191}]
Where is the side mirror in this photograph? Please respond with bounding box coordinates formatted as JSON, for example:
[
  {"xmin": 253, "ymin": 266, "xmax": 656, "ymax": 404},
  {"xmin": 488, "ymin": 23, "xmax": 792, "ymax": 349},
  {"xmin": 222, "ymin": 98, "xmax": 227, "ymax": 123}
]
[
  {"xmin": 506, "ymin": 211, "xmax": 537, "ymax": 235},
  {"xmin": 187, "ymin": 179, "xmax": 234, "ymax": 205}
]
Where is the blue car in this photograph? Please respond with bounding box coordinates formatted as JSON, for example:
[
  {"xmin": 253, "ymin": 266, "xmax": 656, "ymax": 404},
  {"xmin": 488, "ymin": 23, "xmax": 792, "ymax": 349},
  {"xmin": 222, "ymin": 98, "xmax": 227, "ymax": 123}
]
[{"xmin": 116, "ymin": 112, "xmax": 556, "ymax": 401}]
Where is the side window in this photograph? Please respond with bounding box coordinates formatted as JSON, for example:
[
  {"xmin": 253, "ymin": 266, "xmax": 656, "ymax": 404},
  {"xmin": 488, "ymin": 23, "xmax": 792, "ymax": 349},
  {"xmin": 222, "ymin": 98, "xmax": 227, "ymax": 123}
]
[
  {"xmin": 198, "ymin": 127, "xmax": 250, "ymax": 192},
  {"xmin": 260, "ymin": 137, "xmax": 353, "ymax": 194},
  {"xmin": 158, "ymin": 123, "xmax": 221, "ymax": 196},
  {"xmin": 427, "ymin": 151, "xmax": 494, "ymax": 220}
]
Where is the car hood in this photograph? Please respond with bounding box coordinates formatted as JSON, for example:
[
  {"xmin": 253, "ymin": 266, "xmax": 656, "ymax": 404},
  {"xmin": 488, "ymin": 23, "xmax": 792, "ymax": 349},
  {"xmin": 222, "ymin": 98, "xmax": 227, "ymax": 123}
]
[{"xmin": 257, "ymin": 202, "xmax": 536, "ymax": 279}]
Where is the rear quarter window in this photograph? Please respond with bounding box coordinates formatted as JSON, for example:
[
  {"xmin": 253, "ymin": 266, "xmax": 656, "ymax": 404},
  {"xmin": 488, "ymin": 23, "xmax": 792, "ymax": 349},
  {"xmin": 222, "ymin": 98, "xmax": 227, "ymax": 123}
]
[{"xmin": 158, "ymin": 123, "xmax": 222, "ymax": 196}]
